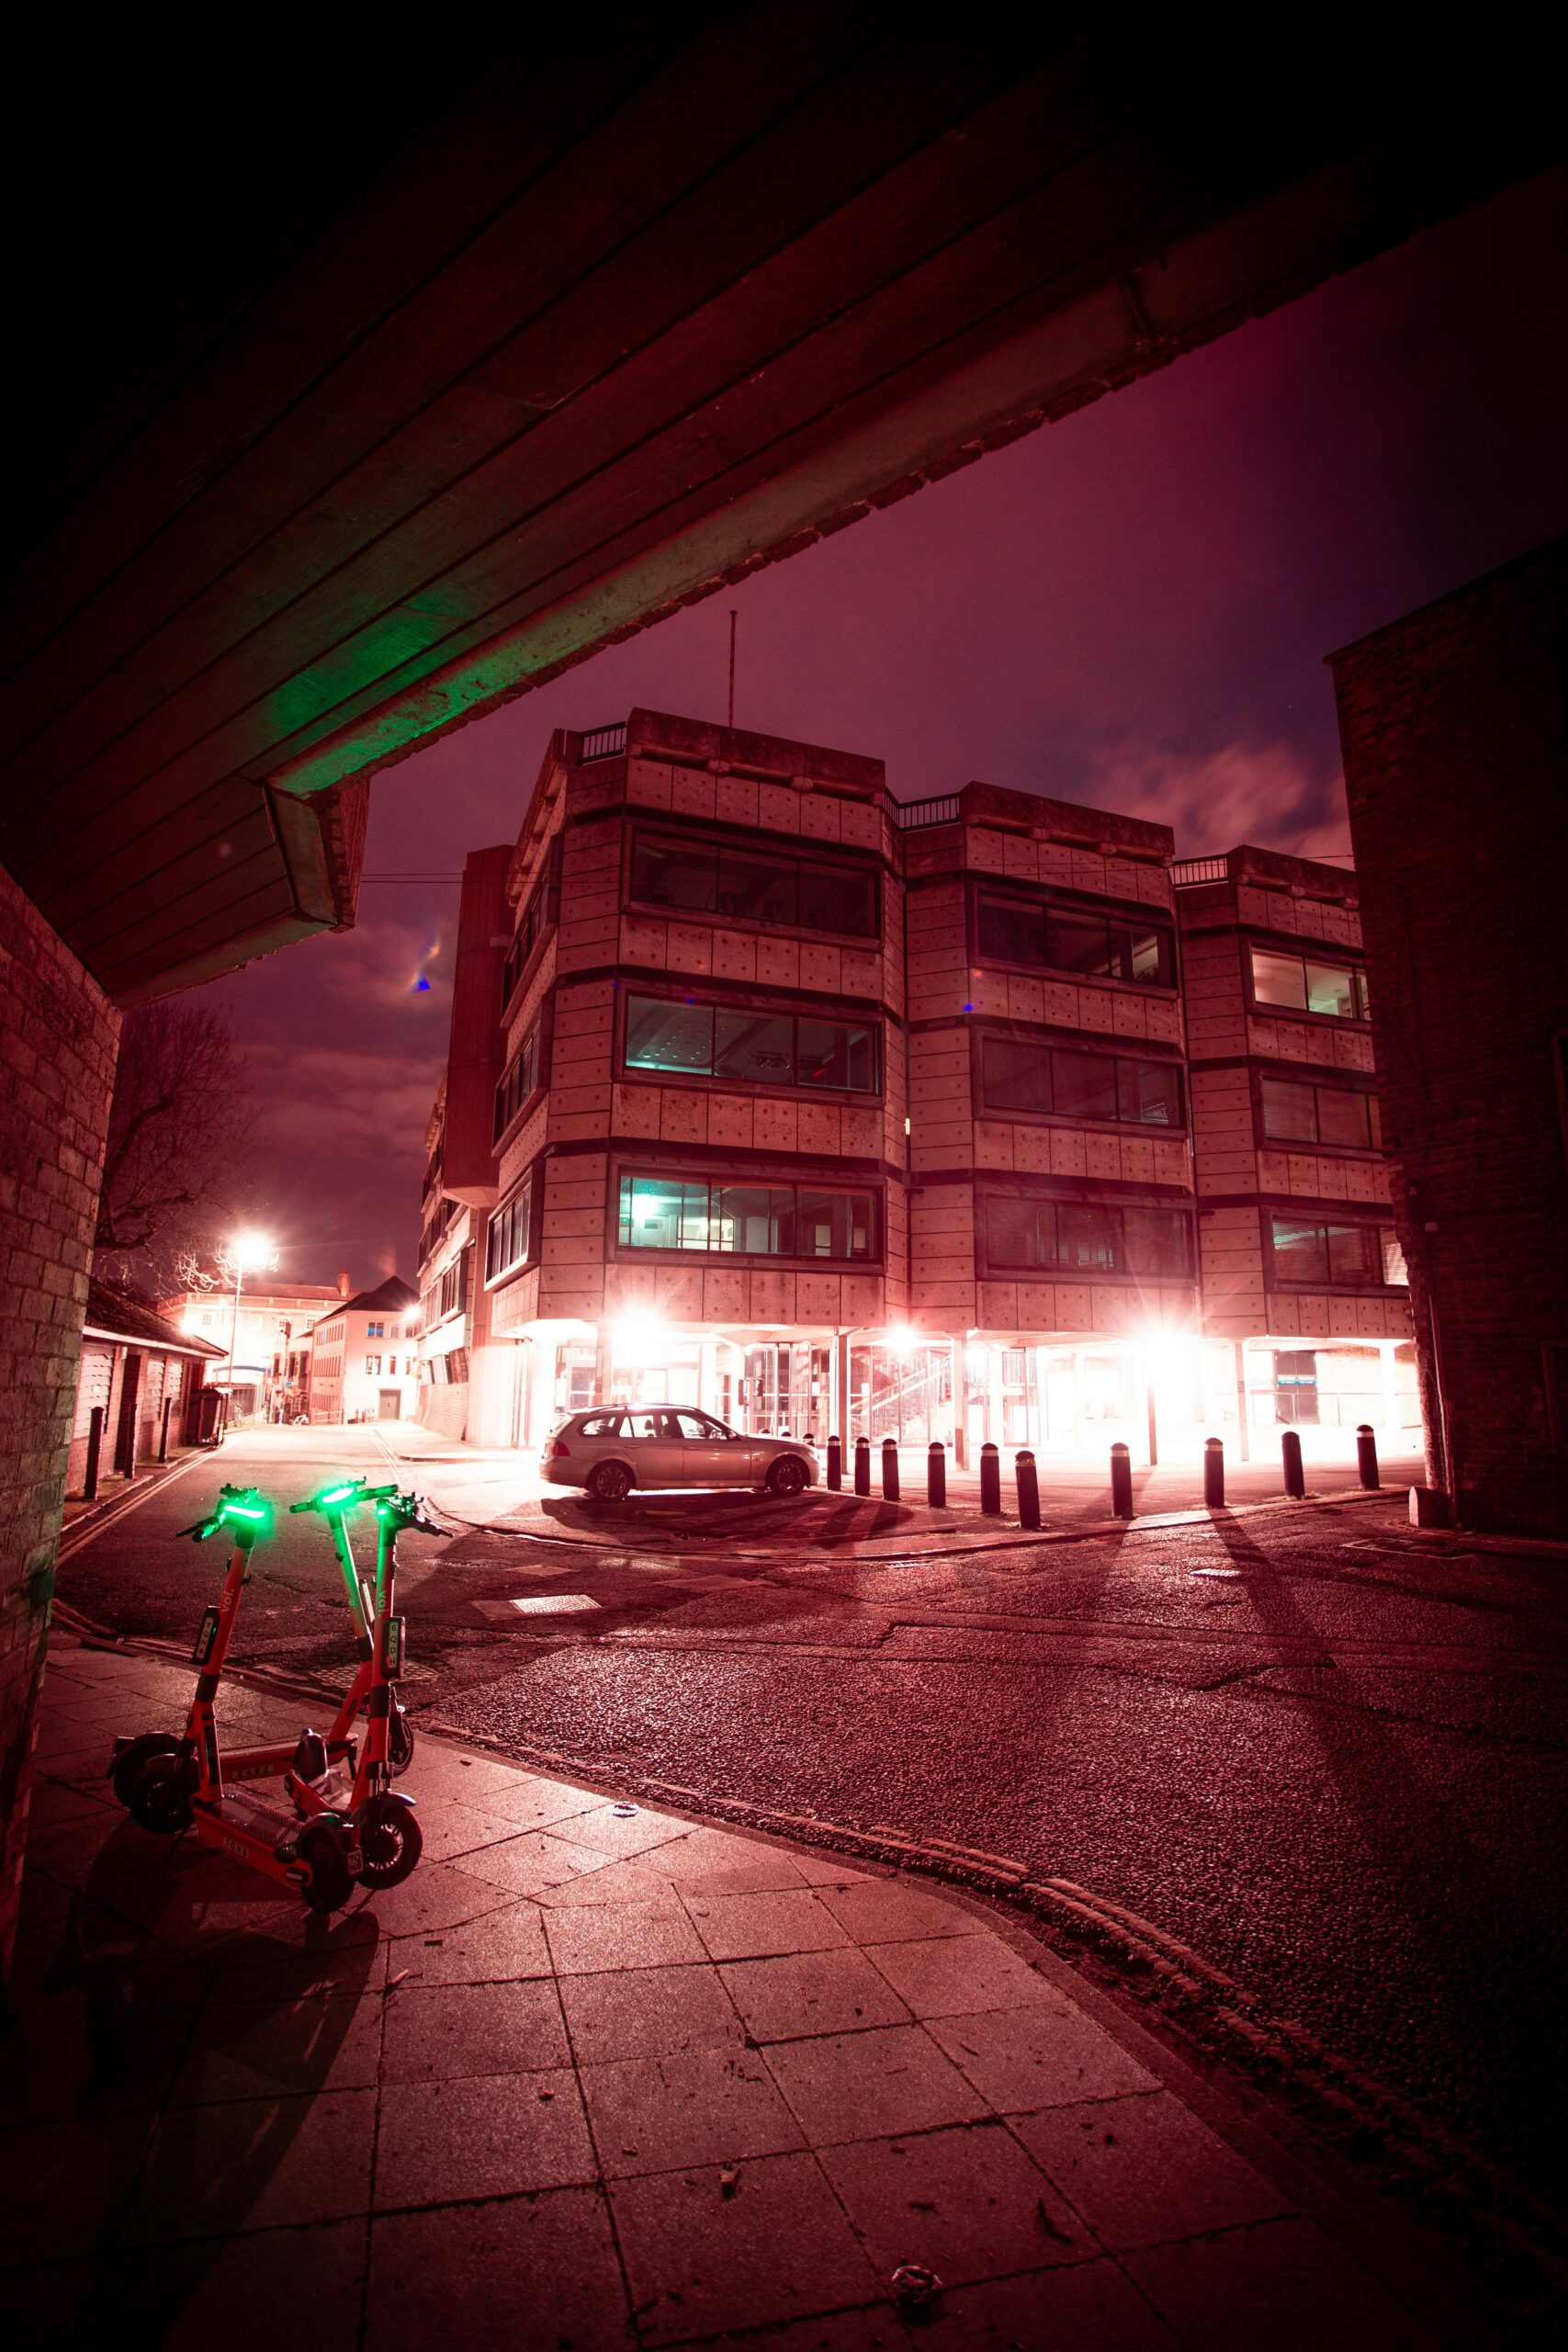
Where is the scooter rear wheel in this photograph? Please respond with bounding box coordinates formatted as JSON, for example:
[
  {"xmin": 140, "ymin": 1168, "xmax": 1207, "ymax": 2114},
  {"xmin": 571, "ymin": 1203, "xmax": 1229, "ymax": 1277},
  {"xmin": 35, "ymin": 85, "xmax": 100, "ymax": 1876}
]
[
  {"xmin": 357, "ymin": 1795, "xmax": 423, "ymax": 1889},
  {"xmin": 111, "ymin": 1733, "xmax": 182, "ymax": 1810},
  {"xmin": 299, "ymin": 1825, "xmax": 354, "ymax": 1915},
  {"xmin": 126, "ymin": 1751, "xmax": 195, "ymax": 1835}
]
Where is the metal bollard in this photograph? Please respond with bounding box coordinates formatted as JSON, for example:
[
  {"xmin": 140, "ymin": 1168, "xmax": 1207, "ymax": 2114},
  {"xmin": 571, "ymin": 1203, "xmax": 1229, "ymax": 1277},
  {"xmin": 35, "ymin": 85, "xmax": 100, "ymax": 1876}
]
[
  {"xmin": 84, "ymin": 1405, "xmax": 104, "ymax": 1502},
  {"xmin": 927, "ymin": 1441, "xmax": 946, "ymax": 1508},
  {"xmin": 1203, "ymin": 1436, "xmax": 1225, "ymax": 1509},
  {"xmin": 979, "ymin": 1442, "xmax": 1001, "ymax": 1515},
  {"xmin": 881, "ymin": 1437, "xmax": 900, "ymax": 1500},
  {"xmin": 853, "ymin": 1436, "xmax": 871, "ymax": 1496},
  {"xmin": 159, "ymin": 1396, "xmax": 173, "ymax": 1463},
  {"xmin": 1015, "ymin": 1450, "xmax": 1042, "ymax": 1531},
  {"xmin": 1356, "ymin": 1424, "xmax": 1380, "ymax": 1489},
  {"xmin": 1110, "ymin": 1441, "xmax": 1134, "ymax": 1519},
  {"xmin": 826, "ymin": 1434, "xmax": 842, "ymax": 1491},
  {"xmin": 1281, "ymin": 1428, "xmax": 1305, "ymax": 1498}
]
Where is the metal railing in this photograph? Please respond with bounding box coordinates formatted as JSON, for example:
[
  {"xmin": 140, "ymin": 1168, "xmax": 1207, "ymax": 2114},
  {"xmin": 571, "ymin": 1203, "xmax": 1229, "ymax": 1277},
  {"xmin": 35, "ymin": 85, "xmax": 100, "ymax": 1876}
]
[
  {"xmin": 891, "ymin": 793, "xmax": 963, "ymax": 830},
  {"xmin": 578, "ymin": 722, "xmax": 627, "ymax": 763},
  {"xmin": 1168, "ymin": 854, "xmax": 1231, "ymax": 888}
]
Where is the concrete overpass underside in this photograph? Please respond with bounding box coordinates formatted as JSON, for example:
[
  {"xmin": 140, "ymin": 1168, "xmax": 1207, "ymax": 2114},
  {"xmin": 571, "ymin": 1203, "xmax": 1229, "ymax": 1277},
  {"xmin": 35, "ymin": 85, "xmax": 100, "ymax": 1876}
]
[{"xmin": 1, "ymin": 11, "xmax": 1560, "ymax": 1004}]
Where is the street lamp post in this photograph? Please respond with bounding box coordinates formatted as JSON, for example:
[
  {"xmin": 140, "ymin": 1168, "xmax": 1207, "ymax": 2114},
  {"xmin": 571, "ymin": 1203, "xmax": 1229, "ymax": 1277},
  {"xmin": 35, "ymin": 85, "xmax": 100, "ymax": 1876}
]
[{"xmin": 224, "ymin": 1231, "xmax": 276, "ymax": 1425}]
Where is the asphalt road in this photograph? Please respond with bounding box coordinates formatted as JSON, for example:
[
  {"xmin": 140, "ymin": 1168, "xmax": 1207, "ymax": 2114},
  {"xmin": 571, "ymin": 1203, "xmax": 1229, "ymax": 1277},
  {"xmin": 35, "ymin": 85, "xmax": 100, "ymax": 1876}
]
[{"xmin": 55, "ymin": 1424, "xmax": 1568, "ymax": 2223}]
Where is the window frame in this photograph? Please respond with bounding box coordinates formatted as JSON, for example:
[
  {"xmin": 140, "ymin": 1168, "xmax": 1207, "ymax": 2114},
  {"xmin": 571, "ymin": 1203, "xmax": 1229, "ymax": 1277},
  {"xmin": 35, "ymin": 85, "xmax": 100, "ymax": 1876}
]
[
  {"xmin": 501, "ymin": 843, "xmax": 561, "ymax": 1016},
  {"xmin": 484, "ymin": 1166, "xmax": 537, "ymax": 1289},
  {"xmin": 1265, "ymin": 1212, "xmax": 1408, "ymax": 1291},
  {"xmin": 973, "ymin": 1030, "xmax": 1187, "ymax": 1134},
  {"xmin": 613, "ymin": 1169, "xmax": 883, "ymax": 1266},
  {"xmin": 1247, "ymin": 940, "xmax": 1371, "ymax": 1026},
  {"xmin": 620, "ymin": 988, "xmax": 882, "ymax": 1101},
  {"xmin": 494, "ymin": 1013, "xmax": 547, "ymax": 1147},
  {"xmin": 969, "ymin": 881, "xmax": 1178, "ymax": 991},
  {"xmin": 1254, "ymin": 1069, "xmax": 1382, "ymax": 1154},
  {"xmin": 979, "ymin": 1190, "xmax": 1196, "ymax": 1283},
  {"xmin": 626, "ymin": 826, "xmax": 882, "ymax": 944}
]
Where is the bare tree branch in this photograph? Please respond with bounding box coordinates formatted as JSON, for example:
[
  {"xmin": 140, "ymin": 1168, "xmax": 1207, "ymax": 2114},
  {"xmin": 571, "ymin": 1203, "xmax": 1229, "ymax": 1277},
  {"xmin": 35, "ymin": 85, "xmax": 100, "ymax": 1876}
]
[{"xmin": 94, "ymin": 1003, "xmax": 255, "ymax": 1289}]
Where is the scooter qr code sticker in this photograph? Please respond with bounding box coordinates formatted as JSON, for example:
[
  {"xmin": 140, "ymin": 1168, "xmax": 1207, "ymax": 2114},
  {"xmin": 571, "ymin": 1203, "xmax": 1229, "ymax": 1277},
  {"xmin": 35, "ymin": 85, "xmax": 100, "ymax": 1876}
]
[
  {"xmin": 191, "ymin": 1606, "xmax": 220, "ymax": 1667},
  {"xmin": 382, "ymin": 1617, "xmax": 405, "ymax": 1679}
]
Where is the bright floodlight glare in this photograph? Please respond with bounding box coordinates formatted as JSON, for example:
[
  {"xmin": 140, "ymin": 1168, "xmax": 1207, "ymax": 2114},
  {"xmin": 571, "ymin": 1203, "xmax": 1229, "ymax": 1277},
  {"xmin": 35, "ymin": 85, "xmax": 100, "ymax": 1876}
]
[
  {"xmin": 888, "ymin": 1324, "xmax": 920, "ymax": 1356},
  {"xmin": 232, "ymin": 1228, "xmax": 275, "ymax": 1271}
]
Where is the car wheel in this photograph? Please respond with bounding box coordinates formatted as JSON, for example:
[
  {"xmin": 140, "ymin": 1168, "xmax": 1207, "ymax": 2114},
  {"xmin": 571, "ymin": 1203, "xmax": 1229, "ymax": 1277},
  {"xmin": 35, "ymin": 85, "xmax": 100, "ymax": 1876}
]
[
  {"xmin": 765, "ymin": 1454, "xmax": 809, "ymax": 1498},
  {"xmin": 588, "ymin": 1460, "xmax": 635, "ymax": 1504}
]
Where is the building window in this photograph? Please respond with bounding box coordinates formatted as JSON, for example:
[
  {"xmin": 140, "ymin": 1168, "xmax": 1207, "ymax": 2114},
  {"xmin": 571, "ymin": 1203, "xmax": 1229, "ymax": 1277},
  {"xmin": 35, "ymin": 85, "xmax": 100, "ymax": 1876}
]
[
  {"xmin": 629, "ymin": 833, "xmax": 878, "ymax": 939},
  {"xmin": 1258, "ymin": 1076, "xmax": 1382, "ymax": 1149},
  {"xmin": 435, "ymin": 1259, "xmax": 466, "ymax": 1321},
  {"xmin": 984, "ymin": 1197, "xmax": 1193, "ymax": 1279},
  {"xmin": 486, "ymin": 1172, "xmax": 534, "ymax": 1284},
  {"xmin": 624, "ymin": 994, "xmax": 879, "ymax": 1094},
  {"xmin": 1269, "ymin": 1216, "xmax": 1406, "ymax": 1286},
  {"xmin": 494, "ymin": 1022, "xmax": 542, "ymax": 1141},
  {"xmin": 502, "ymin": 873, "xmax": 553, "ymax": 1007},
  {"xmin": 367, "ymin": 1321, "xmax": 384, "ymax": 1338},
  {"xmin": 617, "ymin": 1173, "xmax": 877, "ymax": 1261},
  {"xmin": 1250, "ymin": 945, "xmax": 1369, "ymax": 1022},
  {"xmin": 976, "ymin": 893, "xmax": 1175, "ymax": 987},
  {"xmin": 365, "ymin": 1354, "xmax": 382, "ymax": 1375},
  {"xmin": 978, "ymin": 1036, "xmax": 1183, "ymax": 1128}
]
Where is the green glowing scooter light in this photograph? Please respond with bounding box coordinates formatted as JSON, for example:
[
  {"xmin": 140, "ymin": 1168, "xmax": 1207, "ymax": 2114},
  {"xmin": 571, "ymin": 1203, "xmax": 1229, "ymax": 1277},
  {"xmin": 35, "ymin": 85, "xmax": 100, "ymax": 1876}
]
[
  {"xmin": 221, "ymin": 1499, "xmax": 270, "ymax": 1524},
  {"xmin": 318, "ymin": 1482, "xmax": 359, "ymax": 1508}
]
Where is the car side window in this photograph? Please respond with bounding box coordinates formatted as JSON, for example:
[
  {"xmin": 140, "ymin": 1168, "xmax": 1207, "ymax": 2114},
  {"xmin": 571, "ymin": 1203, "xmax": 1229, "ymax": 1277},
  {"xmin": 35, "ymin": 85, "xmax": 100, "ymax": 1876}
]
[
  {"xmin": 671, "ymin": 1411, "xmax": 716, "ymax": 1439},
  {"xmin": 578, "ymin": 1411, "xmax": 623, "ymax": 1438},
  {"xmin": 625, "ymin": 1411, "xmax": 663, "ymax": 1440}
]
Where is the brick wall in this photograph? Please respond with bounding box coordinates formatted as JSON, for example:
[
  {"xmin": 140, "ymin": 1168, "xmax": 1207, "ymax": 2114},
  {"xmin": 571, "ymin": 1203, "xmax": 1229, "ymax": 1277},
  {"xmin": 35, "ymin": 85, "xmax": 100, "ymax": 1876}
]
[
  {"xmin": 0, "ymin": 862, "xmax": 119, "ymax": 1980},
  {"xmin": 1330, "ymin": 535, "xmax": 1568, "ymax": 1532}
]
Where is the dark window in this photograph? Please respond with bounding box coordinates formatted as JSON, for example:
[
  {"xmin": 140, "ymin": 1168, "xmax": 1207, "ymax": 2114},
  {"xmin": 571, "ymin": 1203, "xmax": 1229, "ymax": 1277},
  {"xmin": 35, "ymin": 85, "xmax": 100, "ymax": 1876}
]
[
  {"xmin": 485, "ymin": 1174, "xmax": 533, "ymax": 1284},
  {"xmin": 632, "ymin": 834, "xmax": 877, "ymax": 938},
  {"xmin": 1262, "ymin": 1076, "xmax": 1378, "ymax": 1149},
  {"xmin": 623, "ymin": 993, "xmax": 878, "ymax": 1095},
  {"xmin": 618, "ymin": 1173, "xmax": 876, "ymax": 1261},
  {"xmin": 984, "ymin": 1196, "xmax": 1192, "ymax": 1279},
  {"xmin": 1269, "ymin": 1216, "xmax": 1406, "ymax": 1286},
  {"xmin": 493, "ymin": 1023, "xmax": 541, "ymax": 1140},
  {"xmin": 977, "ymin": 894, "xmax": 1174, "ymax": 986},
  {"xmin": 978, "ymin": 1036, "xmax": 1184, "ymax": 1129},
  {"xmin": 502, "ymin": 876, "xmax": 551, "ymax": 1006},
  {"xmin": 1251, "ymin": 945, "xmax": 1369, "ymax": 1022}
]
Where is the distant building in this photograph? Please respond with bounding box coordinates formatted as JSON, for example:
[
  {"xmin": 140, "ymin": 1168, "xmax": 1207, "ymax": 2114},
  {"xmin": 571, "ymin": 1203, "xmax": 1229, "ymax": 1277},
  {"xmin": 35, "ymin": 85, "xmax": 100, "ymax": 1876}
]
[
  {"xmin": 71, "ymin": 1282, "xmax": 225, "ymax": 1491},
  {"xmin": 162, "ymin": 1272, "xmax": 347, "ymax": 1425},
  {"xmin": 308, "ymin": 1276, "xmax": 421, "ymax": 1424},
  {"xmin": 417, "ymin": 707, "xmax": 1416, "ymax": 1464},
  {"xmin": 1329, "ymin": 534, "xmax": 1568, "ymax": 1532}
]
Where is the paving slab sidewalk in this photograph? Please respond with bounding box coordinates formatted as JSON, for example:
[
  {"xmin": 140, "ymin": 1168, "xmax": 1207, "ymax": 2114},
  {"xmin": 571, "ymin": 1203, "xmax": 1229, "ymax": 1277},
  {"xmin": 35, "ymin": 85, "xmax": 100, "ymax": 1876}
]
[{"xmin": 5, "ymin": 1634, "xmax": 1472, "ymax": 2350}]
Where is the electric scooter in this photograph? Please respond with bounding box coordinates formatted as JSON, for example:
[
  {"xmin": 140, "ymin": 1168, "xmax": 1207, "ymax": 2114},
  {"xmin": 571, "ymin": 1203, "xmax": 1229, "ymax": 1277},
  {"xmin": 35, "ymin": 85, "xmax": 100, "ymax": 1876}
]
[
  {"xmin": 284, "ymin": 1475, "xmax": 418, "ymax": 1785},
  {"xmin": 107, "ymin": 1485, "xmax": 363, "ymax": 1912}
]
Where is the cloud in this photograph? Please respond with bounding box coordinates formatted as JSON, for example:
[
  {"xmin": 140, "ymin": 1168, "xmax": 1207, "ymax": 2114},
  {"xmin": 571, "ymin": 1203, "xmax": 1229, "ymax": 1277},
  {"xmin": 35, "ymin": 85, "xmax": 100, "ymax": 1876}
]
[{"xmin": 1084, "ymin": 741, "xmax": 1352, "ymax": 864}]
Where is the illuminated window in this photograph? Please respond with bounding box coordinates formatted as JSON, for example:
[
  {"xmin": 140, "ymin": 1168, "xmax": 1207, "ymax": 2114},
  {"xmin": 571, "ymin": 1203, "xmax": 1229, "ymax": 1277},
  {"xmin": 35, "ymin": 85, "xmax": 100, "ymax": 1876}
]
[
  {"xmin": 1269, "ymin": 1216, "xmax": 1405, "ymax": 1286},
  {"xmin": 624, "ymin": 994, "xmax": 879, "ymax": 1094},
  {"xmin": 366, "ymin": 1321, "xmax": 384, "ymax": 1338},
  {"xmin": 984, "ymin": 1197, "xmax": 1192, "ymax": 1279},
  {"xmin": 1259, "ymin": 1076, "xmax": 1381, "ymax": 1149},
  {"xmin": 629, "ymin": 834, "xmax": 878, "ymax": 939},
  {"xmin": 1250, "ymin": 946, "xmax": 1369, "ymax": 1022},
  {"xmin": 365, "ymin": 1354, "xmax": 382, "ymax": 1375},
  {"xmin": 617, "ymin": 1173, "xmax": 876, "ymax": 1261},
  {"xmin": 978, "ymin": 1037, "xmax": 1183, "ymax": 1128},
  {"xmin": 976, "ymin": 893, "xmax": 1175, "ymax": 987}
]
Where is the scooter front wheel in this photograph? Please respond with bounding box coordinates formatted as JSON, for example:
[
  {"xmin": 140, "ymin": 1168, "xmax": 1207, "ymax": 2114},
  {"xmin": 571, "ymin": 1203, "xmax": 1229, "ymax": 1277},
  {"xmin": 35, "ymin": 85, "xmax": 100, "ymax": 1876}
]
[
  {"xmin": 356, "ymin": 1794, "xmax": 423, "ymax": 1889},
  {"xmin": 126, "ymin": 1751, "xmax": 196, "ymax": 1836},
  {"xmin": 111, "ymin": 1733, "xmax": 183, "ymax": 1810},
  {"xmin": 299, "ymin": 1825, "xmax": 354, "ymax": 1915}
]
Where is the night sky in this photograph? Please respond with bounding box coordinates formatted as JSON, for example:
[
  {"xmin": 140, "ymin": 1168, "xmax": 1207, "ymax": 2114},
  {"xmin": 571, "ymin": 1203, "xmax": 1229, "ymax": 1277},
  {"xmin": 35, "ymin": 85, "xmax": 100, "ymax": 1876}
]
[{"xmin": 205, "ymin": 166, "xmax": 1568, "ymax": 1291}]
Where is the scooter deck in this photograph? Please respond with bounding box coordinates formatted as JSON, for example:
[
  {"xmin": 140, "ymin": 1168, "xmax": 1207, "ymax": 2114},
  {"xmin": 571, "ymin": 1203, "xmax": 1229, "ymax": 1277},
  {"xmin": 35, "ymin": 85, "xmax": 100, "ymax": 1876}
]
[{"xmin": 195, "ymin": 1787, "xmax": 300, "ymax": 1848}]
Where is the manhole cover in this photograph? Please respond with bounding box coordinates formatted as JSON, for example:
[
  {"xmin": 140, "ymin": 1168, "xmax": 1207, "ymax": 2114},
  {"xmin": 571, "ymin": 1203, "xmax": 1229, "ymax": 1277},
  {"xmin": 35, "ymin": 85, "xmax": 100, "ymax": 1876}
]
[{"xmin": 510, "ymin": 1593, "xmax": 601, "ymax": 1615}]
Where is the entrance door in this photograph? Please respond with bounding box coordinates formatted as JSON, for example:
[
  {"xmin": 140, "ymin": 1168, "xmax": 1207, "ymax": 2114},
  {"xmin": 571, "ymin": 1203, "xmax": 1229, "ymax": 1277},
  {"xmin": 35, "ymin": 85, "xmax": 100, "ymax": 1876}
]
[
  {"xmin": 378, "ymin": 1389, "xmax": 400, "ymax": 1420},
  {"xmin": 1274, "ymin": 1351, "xmax": 1319, "ymax": 1424},
  {"xmin": 114, "ymin": 1352, "xmax": 142, "ymax": 1474}
]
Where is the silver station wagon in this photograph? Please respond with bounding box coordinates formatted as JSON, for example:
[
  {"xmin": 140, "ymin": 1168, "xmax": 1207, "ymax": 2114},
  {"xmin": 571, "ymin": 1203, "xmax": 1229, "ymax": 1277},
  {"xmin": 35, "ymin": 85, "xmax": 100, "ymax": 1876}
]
[{"xmin": 541, "ymin": 1407, "xmax": 818, "ymax": 1503}]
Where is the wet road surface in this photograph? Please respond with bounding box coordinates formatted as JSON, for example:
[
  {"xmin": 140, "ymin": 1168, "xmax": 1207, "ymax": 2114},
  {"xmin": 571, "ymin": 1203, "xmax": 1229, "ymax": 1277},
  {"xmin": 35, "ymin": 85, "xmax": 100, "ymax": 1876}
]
[{"xmin": 56, "ymin": 1425, "xmax": 1568, "ymax": 2219}]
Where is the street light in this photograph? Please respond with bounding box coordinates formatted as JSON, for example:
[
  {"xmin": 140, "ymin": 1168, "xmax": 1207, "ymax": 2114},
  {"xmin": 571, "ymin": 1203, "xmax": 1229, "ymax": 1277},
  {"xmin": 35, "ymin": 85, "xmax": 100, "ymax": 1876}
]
[{"xmin": 224, "ymin": 1231, "xmax": 277, "ymax": 1421}]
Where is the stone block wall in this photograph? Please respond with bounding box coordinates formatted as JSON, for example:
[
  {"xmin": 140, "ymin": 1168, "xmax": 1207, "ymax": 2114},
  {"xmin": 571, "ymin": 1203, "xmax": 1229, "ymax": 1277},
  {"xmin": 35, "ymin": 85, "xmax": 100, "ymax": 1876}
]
[{"xmin": 0, "ymin": 862, "xmax": 118, "ymax": 1980}]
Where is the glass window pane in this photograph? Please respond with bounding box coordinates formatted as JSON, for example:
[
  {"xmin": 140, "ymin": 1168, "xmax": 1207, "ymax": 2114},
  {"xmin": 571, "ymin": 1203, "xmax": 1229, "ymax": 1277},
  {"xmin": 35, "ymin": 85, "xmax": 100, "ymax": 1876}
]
[
  {"xmin": 718, "ymin": 850, "xmax": 796, "ymax": 924},
  {"xmin": 1127, "ymin": 927, "xmax": 1175, "ymax": 987},
  {"xmin": 1051, "ymin": 1051, "xmax": 1118, "ymax": 1122},
  {"xmin": 632, "ymin": 838, "xmax": 717, "ymax": 911},
  {"xmin": 671, "ymin": 1411, "xmax": 709, "ymax": 1439},
  {"xmin": 1326, "ymin": 1225, "xmax": 1378, "ymax": 1283},
  {"xmin": 797, "ymin": 862, "xmax": 876, "ymax": 937},
  {"xmin": 1271, "ymin": 1217, "xmax": 1329, "ymax": 1282},
  {"xmin": 795, "ymin": 1018, "xmax": 847, "ymax": 1090},
  {"xmin": 1044, "ymin": 913, "xmax": 1111, "ymax": 978},
  {"xmin": 1117, "ymin": 1059, "xmax": 1181, "ymax": 1126},
  {"xmin": 843, "ymin": 1024, "xmax": 877, "ymax": 1093},
  {"xmin": 797, "ymin": 1190, "xmax": 851, "ymax": 1258},
  {"xmin": 1381, "ymin": 1229, "xmax": 1407, "ymax": 1285},
  {"xmin": 714, "ymin": 1011, "xmax": 795, "ymax": 1084},
  {"xmin": 713, "ymin": 1184, "xmax": 790, "ymax": 1254},
  {"xmin": 1122, "ymin": 1208, "xmax": 1190, "ymax": 1277},
  {"xmin": 1259, "ymin": 1076, "xmax": 1318, "ymax": 1142},
  {"xmin": 1304, "ymin": 960, "xmax": 1359, "ymax": 1020},
  {"xmin": 621, "ymin": 1175, "xmax": 689, "ymax": 1249},
  {"xmin": 1252, "ymin": 948, "xmax": 1307, "ymax": 1010},
  {"xmin": 626, "ymin": 996, "xmax": 714, "ymax": 1075},
  {"xmin": 1056, "ymin": 1204, "xmax": 1117, "ymax": 1270},
  {"xmin": 976, "ymin": 895, "xmax": 1043, "ymax": 966},
  {"xmin": 980, "ymin": 1037, "xmax": 1049, "ymax": 1114},
  {"xmin": 625, "ymin": 1411, "xmax": 663, "ymax": 1440},
  {"xmin": 986, "ymin": 1198, "xmax": 1047, "ymax": 1267},
  {"xmin": 1315, "ymin": 1087, "xmax": 1372, "ymax": 1148},
  {"xmin": 678, "ymin": 1181, "xmax": 716, "ymax": 1250}
]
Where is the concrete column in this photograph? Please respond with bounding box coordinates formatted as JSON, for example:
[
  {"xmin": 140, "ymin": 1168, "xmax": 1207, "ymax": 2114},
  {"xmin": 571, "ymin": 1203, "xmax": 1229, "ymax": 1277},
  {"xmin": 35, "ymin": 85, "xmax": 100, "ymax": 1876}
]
[
  {"xmin": 951, "ymin": 1337, "xmax": 968, "ymax": 1468},
  {"xmin": 1380, "ymin": 1340, "xmax": 1402, "ymax": 1441},
  {"xmin": 0, "ymin": 863, "xmax": 120, "ymax": 1985},
  {"xmin": 1233, "ymin": 1340, "xmax": 1252, "ymax": 1462}
]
